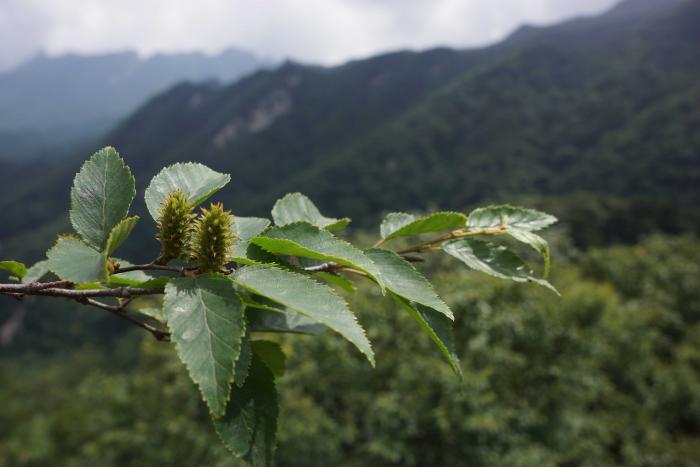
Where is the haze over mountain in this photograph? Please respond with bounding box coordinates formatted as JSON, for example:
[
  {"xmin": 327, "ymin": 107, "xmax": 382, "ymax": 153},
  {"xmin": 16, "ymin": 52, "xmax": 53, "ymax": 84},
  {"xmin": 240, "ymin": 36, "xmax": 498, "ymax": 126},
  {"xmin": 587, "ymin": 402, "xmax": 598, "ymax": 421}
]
[
  {"xmin": 0, "ymin": 47, "xmax": 268, "ymax": 158},
  {"xmin": 1, "ymin": 0, "xmax": 698, "ymax": 261}
]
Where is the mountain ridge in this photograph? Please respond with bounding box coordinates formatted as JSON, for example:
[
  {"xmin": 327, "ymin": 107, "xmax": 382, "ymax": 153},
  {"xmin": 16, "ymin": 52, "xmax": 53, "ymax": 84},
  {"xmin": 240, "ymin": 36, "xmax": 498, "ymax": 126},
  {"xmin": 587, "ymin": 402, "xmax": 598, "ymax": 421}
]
[
  {"xmin": 0, "ymin": 47, "xmax": 270, "ymax": 159},
  {"xmin": 1, "ymin": 0, "xmax": 698, "ymax": 260}
]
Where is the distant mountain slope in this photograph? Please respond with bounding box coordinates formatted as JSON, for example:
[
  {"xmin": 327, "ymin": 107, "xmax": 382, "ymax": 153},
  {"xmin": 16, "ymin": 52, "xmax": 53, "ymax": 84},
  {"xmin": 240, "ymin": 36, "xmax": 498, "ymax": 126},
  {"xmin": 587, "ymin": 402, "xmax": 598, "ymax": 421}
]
[
  {"xmin": 1, "ymin": 0, "xmax": 698, "ymax": 260},
  {"xmin": 0, "ymin": 48, "xmax": 268, "ymax": 157}
]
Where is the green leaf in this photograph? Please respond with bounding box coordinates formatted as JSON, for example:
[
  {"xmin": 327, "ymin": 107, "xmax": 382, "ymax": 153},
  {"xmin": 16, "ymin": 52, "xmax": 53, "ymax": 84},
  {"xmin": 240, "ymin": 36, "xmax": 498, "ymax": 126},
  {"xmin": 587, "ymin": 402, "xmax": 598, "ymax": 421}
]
[
  {"xmin": 22, "ymin": 260, "xmax": 50, "ymax": 283},
  {"xmin": 365, "ymin": 248, "xmax": 453, "ymax": 320},
  {"xmin": 47, "ymin": 237, "xmax": 107, "ymax": 283},
  {"xmin": 251, "ymin": 223, "xmax": 385, "ymax": 290},
  {"xmin": 246, "ymin": 307, "xmax": 326, "ymax": 335},
  {"xmin": 127, "ymin": 296, "xmax": 165, "ymax": 322},
  {"xmin": 0, "ymin": 261, "xmax": 27, "ymax": 279},
  {"xmin": 213, "ymin": 355, "xmax": 278, "ymax": 467},
  {"xmin": 231, "ymin": 216, "xmax": 271, "ymax": 263},
  {"xmin": 105, "ymin": 216, "xmax": 139, "ymax": 256},
  {"xmin": 507, "ymin": 229, "xmax": 551, "ymax": 278},
  {"xmin": 380, "ymin": 211, "xmax": 467, "ymax": 241},
  {"xmin": 251, "ymin": 340, "xmax": 286, "ymax": 380},
  {"xmin": 233, "ymin": 266, "xmax": 373, "ymax": 365},
  {"xmin": 379, "ymin": 212, "xmax": 415, "ymax": 239},
  {"xmin": 271, "ymin": 193, "xmax": 349, "ymax": 231},
  {"xmin": 393, "ymin": 295, "xmax": 462, "ymax": 377},
  {"xmin": 443, "ymin": 238, "xmax": 558, "ymax": 294},
  {"xmin": 466, "ymin": 205, "xmax": 557, "ymax": 232},
  {"xmin": 235, "ymin": 336, "xmax": 253, "ymax": 388},
  {"xmin": 314, "ymin": 272, "xmax": 357, "ymax": 294},
  {"xmin": 109, "ymin": 265, "xmax": 152, "ymax": 286},
  {"xmin": 144, "ymin": 162, "xmax": 231, "ymax": 221},
  {"xmin": 163, "ymin": 274, "xmax": 246, "ymax": 417},
  {"xmin": 69, "ymin": 147, "xmax": 136, "ymax": 250},
  {"xmin": 108, "ymin": 261, "xmax": 169, "ymax": 288}
]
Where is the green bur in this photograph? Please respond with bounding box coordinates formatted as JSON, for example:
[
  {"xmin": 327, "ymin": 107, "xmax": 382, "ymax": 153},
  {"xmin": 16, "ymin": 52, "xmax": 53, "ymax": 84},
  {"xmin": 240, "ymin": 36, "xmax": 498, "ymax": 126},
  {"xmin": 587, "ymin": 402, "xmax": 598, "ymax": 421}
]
[
  {"xmin": 192, "ymin": 202, "xmax": 235, "ymax": 273},
  {"xmin": 157, "ymin": 190, "xmax": 195, "ymax": 262}
]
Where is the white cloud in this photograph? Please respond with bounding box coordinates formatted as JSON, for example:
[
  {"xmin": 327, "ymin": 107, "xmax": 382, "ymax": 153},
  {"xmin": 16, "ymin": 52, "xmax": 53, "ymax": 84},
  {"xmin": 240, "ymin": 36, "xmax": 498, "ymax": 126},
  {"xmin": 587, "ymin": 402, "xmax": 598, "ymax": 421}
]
[{"xmin": 0, "ymin": 0, "xmax": 619, "ymax": 71}]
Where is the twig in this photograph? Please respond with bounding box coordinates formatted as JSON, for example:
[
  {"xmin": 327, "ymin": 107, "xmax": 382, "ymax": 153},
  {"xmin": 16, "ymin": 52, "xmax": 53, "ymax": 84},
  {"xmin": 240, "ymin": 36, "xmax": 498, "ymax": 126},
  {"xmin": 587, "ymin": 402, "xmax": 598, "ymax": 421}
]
[
  {"xmin": 114, "ymin": 262, "xmax": 190, "ymax": 275},
  {"xmin": 0, "ymin": 282, "xmax": 168, "ymax": 340},
  {"xmin": 303, "ymin": 254, "xmax": 424, "ymax": 274},
  {"xmin": 396, "ymin": 227, "xmax": 507, "ymax": 255},
  {"xmin": 79, "ymin": 298, "xmax": 169, "ymax": 341},
  {"xmin": 0, "ymin": 283, "xmax": 163, "ymax": 299}
]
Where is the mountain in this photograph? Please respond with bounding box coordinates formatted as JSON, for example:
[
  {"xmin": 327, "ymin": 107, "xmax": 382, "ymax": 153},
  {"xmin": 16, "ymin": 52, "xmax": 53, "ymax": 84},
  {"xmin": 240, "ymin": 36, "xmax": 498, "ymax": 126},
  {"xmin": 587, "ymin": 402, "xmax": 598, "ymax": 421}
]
[
  {"xmin": 0, "ymin": 48, "xmax": 269, "ymax": 158},
  {"xmin": 1, "ymin": 0, "xmax": 698, "ymax": 261}
]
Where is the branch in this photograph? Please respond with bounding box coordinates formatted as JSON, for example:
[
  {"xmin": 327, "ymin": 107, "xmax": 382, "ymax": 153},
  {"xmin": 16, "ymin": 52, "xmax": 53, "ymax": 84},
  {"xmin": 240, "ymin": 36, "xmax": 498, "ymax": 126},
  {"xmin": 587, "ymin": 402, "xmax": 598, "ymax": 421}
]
[
  {"xmin": 0, "ymin": 283, "xmax": 163, "ymax": 299},
  {"xmin": 79, "ymin": 298, "xmax": 169, "ymax": 341},
  {"xmin": 114, "ymin": 262, "xmax": 191, "ymax": 275},
  {"xmin": 303, "ymin": 254, "xmax": 424, "ymax": 274},
  {"xmin": 396, "ymin": 226, "xmax": 507, "ymax": 255},
  {"xmin": 0, "ymin": 282, "xmax": 169, "ymax": 341}
]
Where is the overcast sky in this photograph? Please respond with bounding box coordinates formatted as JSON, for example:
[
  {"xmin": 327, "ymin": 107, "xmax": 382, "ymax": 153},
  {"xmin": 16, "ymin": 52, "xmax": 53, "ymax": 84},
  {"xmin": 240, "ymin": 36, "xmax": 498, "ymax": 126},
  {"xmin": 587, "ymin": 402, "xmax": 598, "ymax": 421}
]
[{"xmin": 0, "ymin": 0, "xmax": 619, "ymax": 72}]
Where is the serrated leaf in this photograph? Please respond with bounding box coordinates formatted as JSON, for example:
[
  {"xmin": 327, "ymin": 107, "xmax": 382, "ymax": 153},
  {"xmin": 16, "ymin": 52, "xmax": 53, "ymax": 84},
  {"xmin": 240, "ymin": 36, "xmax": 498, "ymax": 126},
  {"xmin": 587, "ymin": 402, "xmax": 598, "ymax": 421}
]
[
  {"xmin": 22, "ymin": 260, "xmax": 50, "ymax": 284},
  {"xmin": 379, "ymin": 212, "xmax": 415, "ymax": 239},
  {"xmin": 251, "ymin": 223, "xmax": 384, "ymax": 290},
  {"xmin": 144, "ymin": 162, "xmax": 231, "ymax": 221},
  {"xmin": 104, "ymin": 216, "xmax": 139, "ymax": 256},
  {"xmin": 365, "ymin": 248, "xmax": 453, "ymax": 320},
  {"xmin": 233, "ymin": 266, "xmax": 373, "ymax": 364},
  {"xmin": 70, "ymin": 147, "xmax": 135, "ymax": 250},
  {"xmin": 507, "ymin": 229, "xmax": 551, "ymax": 278},
  {"xmin": 47, "ymin": 237, "xmax": 107, "ymax": 283},
  {"xmin": 443, "ymin": 238, "xmax": 558, "ymax": 294},
  {"xmin": 231, "ymin": 216, "xmax": 271, "ymax": 263},
  {"xmin": 251, "ymin": 341, "xmax": 286, "ymax": 380},
  {"xmin": 0, "ymin": 261, "xmax": 27, "ymax": 279},
  {"xmin": 380, "ymin": 211, "xmax": 467, "ymax": 241},
  {"xmin": 271, "ymin": 193, "xmax": 349, "ymax": 231},
  {"xmin": 213, "ymin": 355, "xmax": 278, "ymax": 467},
  {"xmin": 235, "ymin": 335, "xmax": 253, "ymax": 388},
  {"xmin": 393, "ymin": 295, "xmax": 462, "ymax": 377},
  {"xmin": 164, "ymin": 274, "xmax": 246, "ymax": 417},
  {"xmin": 467, "ymin": 205, "xmax": 557, "ymax": 232},
  {"xmin": 246, "ymin": 307, "xmax": 326, "ymax": 335},
  {"xmin": 314, "ymin": 272, "xmax": 357, "ymax": 294}
]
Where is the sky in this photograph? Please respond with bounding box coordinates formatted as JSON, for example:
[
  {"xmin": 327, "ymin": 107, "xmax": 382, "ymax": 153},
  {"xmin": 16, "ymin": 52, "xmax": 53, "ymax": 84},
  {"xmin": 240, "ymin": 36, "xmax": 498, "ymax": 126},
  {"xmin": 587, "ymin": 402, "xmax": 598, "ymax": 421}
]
[{"xmin": 0, "ymin": 0, "xmax": 619, "ymax": 72}]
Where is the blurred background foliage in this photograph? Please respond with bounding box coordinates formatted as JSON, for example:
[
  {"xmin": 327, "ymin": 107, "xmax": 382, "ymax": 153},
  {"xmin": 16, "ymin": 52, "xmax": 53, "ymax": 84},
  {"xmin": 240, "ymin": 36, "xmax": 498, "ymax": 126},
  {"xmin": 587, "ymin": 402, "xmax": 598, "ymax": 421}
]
[{"xmin": 2, "ymin": 234, "xmax": 699, "ymax": 466}]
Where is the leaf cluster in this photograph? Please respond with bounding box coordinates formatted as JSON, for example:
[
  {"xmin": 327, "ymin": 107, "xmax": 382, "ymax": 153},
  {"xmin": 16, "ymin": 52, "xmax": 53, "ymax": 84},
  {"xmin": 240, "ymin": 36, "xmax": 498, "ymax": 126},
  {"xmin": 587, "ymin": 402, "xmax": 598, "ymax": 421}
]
[{"xmin": 0, "ymin": 147, "xmax": 559, "ymax": 466}]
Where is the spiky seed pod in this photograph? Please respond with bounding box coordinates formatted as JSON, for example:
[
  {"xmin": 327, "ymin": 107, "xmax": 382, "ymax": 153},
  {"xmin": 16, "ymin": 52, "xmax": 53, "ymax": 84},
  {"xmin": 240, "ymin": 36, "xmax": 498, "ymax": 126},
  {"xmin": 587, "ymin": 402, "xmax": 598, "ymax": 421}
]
[
  {"xmin": 191, "ymin": 202, "xmax": 235, "ymax": 273},
  {"xmin": 156, "ymin": 190, "xmax": 195, "ymax": 263}
]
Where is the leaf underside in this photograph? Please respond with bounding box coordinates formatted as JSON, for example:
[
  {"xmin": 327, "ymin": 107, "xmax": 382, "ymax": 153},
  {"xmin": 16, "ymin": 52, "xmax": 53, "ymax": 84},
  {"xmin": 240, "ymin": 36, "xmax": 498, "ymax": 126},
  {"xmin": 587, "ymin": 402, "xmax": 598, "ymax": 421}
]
[
  {"xmin": 213, "ymin": 355, "xmax": 278, "ymax": 467},
  {"xmin": 271, "ymin": 192, "xmax": 349, "ymax": 231},
  {"xmin": 394, "ymin": 295, "xmax": 462, "ymax": 377},
  {"xmin": 443, "ymin": 238, "xmax": 557, "ymax": 293},
  {"xmin": 144, "ymin": 162, "xmax": 230, "ymax": 221},
  {"xmin": 467, "ymin": 205, "xmax": 557, "ymax": 232}
]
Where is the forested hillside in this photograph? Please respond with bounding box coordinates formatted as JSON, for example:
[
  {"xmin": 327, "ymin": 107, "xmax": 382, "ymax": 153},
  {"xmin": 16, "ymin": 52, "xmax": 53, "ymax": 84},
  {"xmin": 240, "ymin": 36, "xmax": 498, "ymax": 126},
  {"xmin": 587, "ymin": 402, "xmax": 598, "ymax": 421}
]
[{"xmin": 1, "ymin": 0, "xmax": 697, "ymax": 263}]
